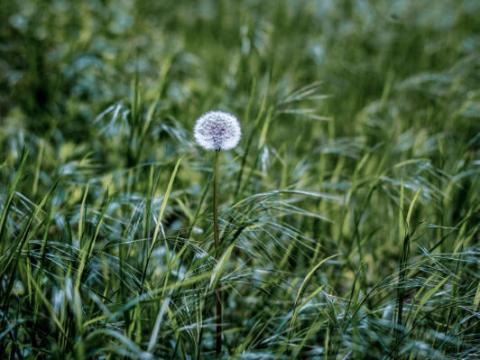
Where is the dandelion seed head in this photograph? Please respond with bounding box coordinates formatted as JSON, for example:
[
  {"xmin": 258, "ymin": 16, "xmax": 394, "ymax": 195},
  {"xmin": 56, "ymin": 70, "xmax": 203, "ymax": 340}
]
[{"xmin": 194, "ymin": 111, "xmax": 241, "ymax": 151}]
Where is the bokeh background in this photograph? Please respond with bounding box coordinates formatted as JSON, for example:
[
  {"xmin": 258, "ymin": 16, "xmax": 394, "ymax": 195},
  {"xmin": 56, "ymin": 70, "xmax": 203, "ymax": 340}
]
[{"xmin": 0, "ymin": 0, "xmax": 479, "ymax": 358}]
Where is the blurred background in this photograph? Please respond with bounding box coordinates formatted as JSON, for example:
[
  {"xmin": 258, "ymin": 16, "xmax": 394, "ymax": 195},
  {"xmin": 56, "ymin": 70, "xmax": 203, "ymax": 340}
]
[{"xmin": 2, "ymin": 0, "xmax": 479, "ymax": 146}]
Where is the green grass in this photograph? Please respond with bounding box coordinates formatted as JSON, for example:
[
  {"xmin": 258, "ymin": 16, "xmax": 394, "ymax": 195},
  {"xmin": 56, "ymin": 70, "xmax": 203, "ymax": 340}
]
[{"xmin": 1, "ymin": 0, "xmax": 480, "ymax": 358}]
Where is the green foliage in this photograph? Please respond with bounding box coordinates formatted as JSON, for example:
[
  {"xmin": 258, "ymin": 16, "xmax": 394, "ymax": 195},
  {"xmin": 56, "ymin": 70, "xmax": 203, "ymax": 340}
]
[{"xmin": 0, "ymin": 0, "xmax": 479, "ymax": 358}]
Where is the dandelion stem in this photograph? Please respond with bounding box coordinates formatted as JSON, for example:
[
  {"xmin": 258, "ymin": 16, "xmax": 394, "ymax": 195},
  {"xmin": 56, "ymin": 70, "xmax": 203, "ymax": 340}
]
[{"xmin": 213, "ymin": 150, "xmax": 222, "ymax": 356}]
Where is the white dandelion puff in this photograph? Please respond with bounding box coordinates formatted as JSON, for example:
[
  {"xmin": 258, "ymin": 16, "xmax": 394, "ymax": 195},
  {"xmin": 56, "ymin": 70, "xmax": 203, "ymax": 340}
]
[{"xmin": 194, "ymin": 111, "xmax": 241, "ymax": 151}]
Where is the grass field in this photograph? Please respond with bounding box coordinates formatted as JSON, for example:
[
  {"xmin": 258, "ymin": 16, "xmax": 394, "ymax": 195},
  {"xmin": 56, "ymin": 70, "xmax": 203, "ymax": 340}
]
[{"xmin": 1, "ymin": 0, "xmax": 480, "ymax": 358}]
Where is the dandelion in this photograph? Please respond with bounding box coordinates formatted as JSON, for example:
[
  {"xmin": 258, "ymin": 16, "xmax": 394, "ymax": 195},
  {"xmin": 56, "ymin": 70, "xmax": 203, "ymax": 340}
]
[
  {"xmin": 194, "ymin": 110, "xmax": 241, "ymax": 356},
  {"xmin": 194, "ymin": 111, "xmax": 241, "ymax": 151}
]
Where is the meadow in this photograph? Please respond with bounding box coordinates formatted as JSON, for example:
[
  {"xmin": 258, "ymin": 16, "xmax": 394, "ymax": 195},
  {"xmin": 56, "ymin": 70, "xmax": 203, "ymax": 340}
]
[{"xmin": 1, "ymin": 0, "xmax": 480, "ymax": 358}]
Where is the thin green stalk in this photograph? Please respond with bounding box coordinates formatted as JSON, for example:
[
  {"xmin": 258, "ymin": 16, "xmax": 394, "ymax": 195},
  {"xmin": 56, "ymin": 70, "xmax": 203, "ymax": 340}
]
[{"xmin": 213, "ymin": 150, "xmax": 222, "ymax": 356}]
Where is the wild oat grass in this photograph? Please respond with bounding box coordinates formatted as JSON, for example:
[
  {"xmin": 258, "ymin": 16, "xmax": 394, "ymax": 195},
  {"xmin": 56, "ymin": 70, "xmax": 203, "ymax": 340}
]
[{"xmin": 0, "ymin": 0, "xmax": 479, "ymax": 359}]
